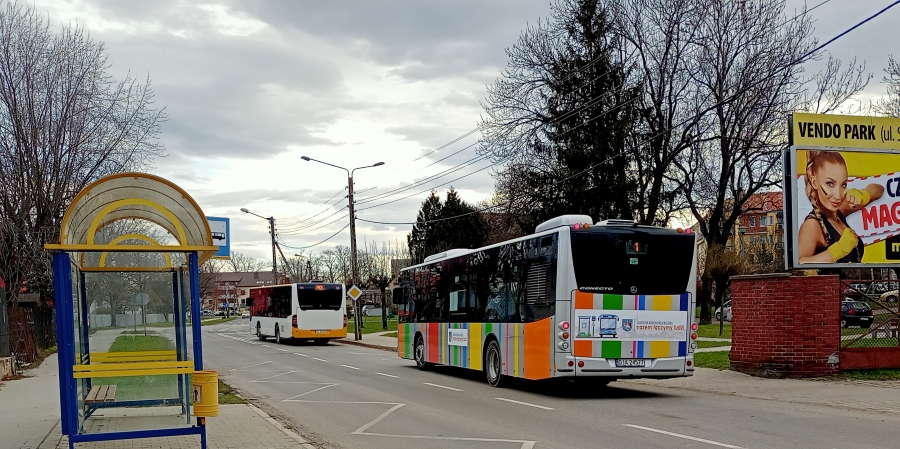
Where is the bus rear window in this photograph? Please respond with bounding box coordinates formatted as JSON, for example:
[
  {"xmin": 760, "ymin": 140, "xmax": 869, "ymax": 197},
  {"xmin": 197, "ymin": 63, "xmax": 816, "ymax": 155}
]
[
  {"xmin": 297, "ymin": 285, "xmax": 343, "ymax": 310},
  {"xmin": 570, "ymin": 229, "xmax": 694, "ymax": 295}
]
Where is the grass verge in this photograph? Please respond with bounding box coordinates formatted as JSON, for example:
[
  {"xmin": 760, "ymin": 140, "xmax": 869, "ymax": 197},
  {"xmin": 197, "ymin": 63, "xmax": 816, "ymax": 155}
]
[
  {"xmin": 694, "ymin": 351, "xmax": 730, "ymax": 370},
  {"xmin": 697, "ymin": 340, "xmax": 731, "ymax": 349},
  {"xmin": 218, "ymin": 379, "xmax": 245, "ymax": 404},
  {"xmin": 103, "ymin": 335, "xmax": 178, "ymax": 401},
  {"xmin": 347, "ymin": 318, "xmax": 398, "ymax": 334},
  {"xmin": 381, "ymin": 332, "xmax": 398, "ymax": 338},
  {"xmin": 200, "ymin": 317, "xmax": 239, "ymax": 326},
  {"xmin": 697, "ymin": 324, "xmax": 732, "ymax": 339},
  {"xmin": 839, "ymin": 369, "xmax": 900, "ymax": 380}
]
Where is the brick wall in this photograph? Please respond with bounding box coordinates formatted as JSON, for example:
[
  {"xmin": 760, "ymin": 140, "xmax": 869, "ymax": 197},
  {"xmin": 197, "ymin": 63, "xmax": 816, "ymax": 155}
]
[{"xmin": 730, "ymin": 274, "xmax": 840, "ymax": 378}]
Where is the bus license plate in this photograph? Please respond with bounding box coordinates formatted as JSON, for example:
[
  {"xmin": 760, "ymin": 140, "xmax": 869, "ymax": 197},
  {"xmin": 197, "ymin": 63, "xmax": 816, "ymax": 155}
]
[
  {"xmin": 615, "ymin": 359, "xmax": 646, "ymax": 367},
  {"xmin": 315, "ymin": 330, "xmax": 328, "ymax": 334}
]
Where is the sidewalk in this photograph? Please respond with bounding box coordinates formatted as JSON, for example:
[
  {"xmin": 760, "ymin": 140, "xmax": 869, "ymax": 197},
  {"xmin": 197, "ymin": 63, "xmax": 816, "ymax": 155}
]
[
  {"xmin": 0, "ymin": 353, "xmax": 317, "ymax": 449},
  {"xmin": 335, "ymin": 330, "xmax": 398, "ymax": 351}
]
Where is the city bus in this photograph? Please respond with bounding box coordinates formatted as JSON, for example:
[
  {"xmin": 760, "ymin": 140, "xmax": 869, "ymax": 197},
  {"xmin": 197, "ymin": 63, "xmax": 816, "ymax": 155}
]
[
  {"xmin": 394, "ymin": 214, "xmax": 698, "ymax": 387},
  {"xmin": 248, "ymin": 282, "xmax": 348, "ymax": 345}
]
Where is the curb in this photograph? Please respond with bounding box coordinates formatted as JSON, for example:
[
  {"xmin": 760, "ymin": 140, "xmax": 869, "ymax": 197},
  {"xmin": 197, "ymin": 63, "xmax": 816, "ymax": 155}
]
[
  {"xmin": 248, "ymin": 403, "xmax": 317, "ymax": 449},
  {"xmin": 333, "ymin": 339, "xmax": 397, "ymax": 352}
]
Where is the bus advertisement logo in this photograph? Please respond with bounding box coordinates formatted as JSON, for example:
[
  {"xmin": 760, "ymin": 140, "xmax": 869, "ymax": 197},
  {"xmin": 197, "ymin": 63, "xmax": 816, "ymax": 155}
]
[
  {"xmin": 622, "ymin": 319, "xmax": 633, "ymax": 332},
  {"xmin": 448, "ymin": 328, "xmax": 468, "ymax": 346}
]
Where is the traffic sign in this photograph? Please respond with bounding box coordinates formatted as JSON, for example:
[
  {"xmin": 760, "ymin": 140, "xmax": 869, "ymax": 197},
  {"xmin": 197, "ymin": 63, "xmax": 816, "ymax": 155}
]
[{"xmin": 347, "ymin": 285, "xmax": 362, "ymax": 302}]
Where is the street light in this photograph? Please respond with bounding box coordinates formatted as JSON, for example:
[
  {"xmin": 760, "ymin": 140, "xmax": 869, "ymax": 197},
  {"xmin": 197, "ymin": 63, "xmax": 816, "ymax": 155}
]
[
  {"xmin": 300, "ymin": 156, "xmax": 385, "ymax": 340},
  {"xmin": 293, "ymin": 254, "xmax": 307, "ymax": 282},
  {"xmin": 240, "ymin": 208, "xmax": 278, "ymax": 286}
]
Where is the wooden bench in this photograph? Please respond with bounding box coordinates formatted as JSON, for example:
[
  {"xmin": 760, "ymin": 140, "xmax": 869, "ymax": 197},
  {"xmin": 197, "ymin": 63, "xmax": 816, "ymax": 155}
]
[{"xmin": 85, "ymin": 385, "xmax": 117, "ymax": 404}]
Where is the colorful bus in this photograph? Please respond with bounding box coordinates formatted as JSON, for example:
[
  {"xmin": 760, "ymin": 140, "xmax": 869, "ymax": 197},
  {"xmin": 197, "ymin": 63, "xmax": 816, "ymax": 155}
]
[
  {"xmin": 394, "ymin": 215, "xmax": 698, "ymax": 387},
  {"xmin": 248, "ymin": 282, "xmax": 347, "ymax": 345}
]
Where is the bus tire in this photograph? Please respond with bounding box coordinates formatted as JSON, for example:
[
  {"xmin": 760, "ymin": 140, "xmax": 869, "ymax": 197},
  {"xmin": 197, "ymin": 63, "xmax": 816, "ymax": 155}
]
[
  {"xmin": 414, "ymin": 335, "xmax": 431, "ymax": 371},
  {"xmin": 485, "ymin": 340, "xmax": 504, "ymax": 388},
  {"xmin": 275, "ymin": 325, "xmax": 282, "ymax": 344},
  {"xmin": 256, "ymin": 322, "xmax": 266, "ymax": 341}
]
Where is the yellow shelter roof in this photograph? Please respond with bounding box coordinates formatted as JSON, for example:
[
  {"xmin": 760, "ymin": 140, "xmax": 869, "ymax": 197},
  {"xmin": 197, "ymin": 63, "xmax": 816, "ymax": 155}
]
[{"xmin": 51, "ymin": 172, "xmax": 217, "ymax": 267}]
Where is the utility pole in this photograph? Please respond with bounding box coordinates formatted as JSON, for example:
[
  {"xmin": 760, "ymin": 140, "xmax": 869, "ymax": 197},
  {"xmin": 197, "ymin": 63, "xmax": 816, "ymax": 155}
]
[
  {"xmin": 269, "ymin": 217, "xmax": 278, "ymax": 285},
  {"xmin": 348, "ymin": 173, "xmax": 361, "ymax": 340},
  {"xmin": 300, "ymin": 156, "xmax": 384, "ymax": 341}
]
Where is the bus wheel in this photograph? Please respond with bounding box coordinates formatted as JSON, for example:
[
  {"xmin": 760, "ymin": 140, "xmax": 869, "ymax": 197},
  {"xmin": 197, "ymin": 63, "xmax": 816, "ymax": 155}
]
[
  {"xmin": 275, "ymin": 326, "xmax": 282, "ymax": 344},
  {"xmin": 256, "ymin": 322, "xmax": 266, "ymax": 341},
  {"xmin": 485, "ymin": 340, "xmax": 504, "ymax": 388},
  {"xmin": 414, "ymin": 335, "xmax": 431, "ymax": 371}
]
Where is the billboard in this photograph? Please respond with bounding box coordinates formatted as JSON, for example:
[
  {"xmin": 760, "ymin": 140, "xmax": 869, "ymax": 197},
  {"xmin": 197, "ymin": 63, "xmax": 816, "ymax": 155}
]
[
  {"xmin": 206, "ymin": 216, "xmax": 231, "ymax": 259},
  {"xmin": 786, "ymin": 113, "xmax": 900, "ymax": 268}
]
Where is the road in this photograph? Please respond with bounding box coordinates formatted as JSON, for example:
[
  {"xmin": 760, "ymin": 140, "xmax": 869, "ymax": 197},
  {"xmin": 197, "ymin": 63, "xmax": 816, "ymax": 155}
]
[{"xmin": 201, "ymin": 321, "xmax": 899, "ymax": 449}]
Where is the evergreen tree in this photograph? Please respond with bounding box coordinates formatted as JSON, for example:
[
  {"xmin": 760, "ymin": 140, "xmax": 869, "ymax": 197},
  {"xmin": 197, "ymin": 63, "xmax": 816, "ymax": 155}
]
[{"xmin": 407, "ymin": 189, "xmax": 489, "ymax": 264}]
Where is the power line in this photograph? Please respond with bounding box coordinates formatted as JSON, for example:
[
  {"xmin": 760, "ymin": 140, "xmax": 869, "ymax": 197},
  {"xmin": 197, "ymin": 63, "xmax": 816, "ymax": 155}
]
[
  {"xmin": 277, "ymin": 223, "xmax": 350, "ymax": 250},
  {"xmin": 279, "ymin": 213, "xmax": 349, "ymax": 236},
  {"xmin": 354, "ymin": 0, "xmax": 889, "ymax": 228},
  {"xmin": 280, "ymin": 186, "xmax": 346, "ymax": 222}
]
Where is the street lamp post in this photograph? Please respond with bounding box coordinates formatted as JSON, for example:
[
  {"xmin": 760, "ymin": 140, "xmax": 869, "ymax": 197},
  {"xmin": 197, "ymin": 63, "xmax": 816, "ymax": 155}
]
[
  {"xmin": 300, "ymin": 156, "xmax": 384, "ymax": 341},
  {"xmin": 240, "ymin": 208, "xmax": 278, "ymax": 286},
  {"xmin": 293, "ymin": 254, "xmax": 307, "ymax": 282}
]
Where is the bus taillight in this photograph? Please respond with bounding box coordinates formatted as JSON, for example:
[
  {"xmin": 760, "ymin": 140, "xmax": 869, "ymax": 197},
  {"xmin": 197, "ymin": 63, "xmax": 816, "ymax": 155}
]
[
  {"xmin": 558, "ymin": 321, "xmax": 569, "ymax": 330},
  {"xmin": 292, "ymin": 315, "xmax": 297, "ymax": 328}
]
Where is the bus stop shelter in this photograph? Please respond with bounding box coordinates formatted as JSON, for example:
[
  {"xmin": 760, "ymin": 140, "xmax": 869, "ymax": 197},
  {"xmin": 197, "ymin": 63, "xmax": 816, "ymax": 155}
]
[{"xmin": 45, "ymin": 173, "xmax": 219, "ymax": 448}]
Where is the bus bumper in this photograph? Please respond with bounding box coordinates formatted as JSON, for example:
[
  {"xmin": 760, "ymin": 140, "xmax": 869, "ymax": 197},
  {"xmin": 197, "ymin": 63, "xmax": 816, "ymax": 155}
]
[
  {"xmin": 291, "ymin": 328, "xmax": 347, "ymax": 339},
  {"xmin": 554, "ymin": 355, "xmax": 694, "ymax": 379}
]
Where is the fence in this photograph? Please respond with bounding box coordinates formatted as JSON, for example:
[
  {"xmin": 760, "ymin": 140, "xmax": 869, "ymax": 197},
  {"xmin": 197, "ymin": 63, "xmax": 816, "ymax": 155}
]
[{"xmin": 839, "ymin": 279, "xmax": 900, "ymax": 351}]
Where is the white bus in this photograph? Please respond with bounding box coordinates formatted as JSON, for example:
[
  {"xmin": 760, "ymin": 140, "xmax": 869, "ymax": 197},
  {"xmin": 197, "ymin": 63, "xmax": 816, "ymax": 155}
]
[
  {"xmin": 394, "ymin": 215, "xmax": 698, "ymax": 387},
  {"xmin": 248, "ymin": 282, "xmax": 348, "ymax": 345}
]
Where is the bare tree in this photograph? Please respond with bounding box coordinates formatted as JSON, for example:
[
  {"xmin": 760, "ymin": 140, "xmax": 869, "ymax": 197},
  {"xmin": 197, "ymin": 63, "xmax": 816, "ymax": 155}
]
[
  {"xmin": 226, "ymin": 251, "xmax": 269, "ymax": 272},
  {"xmin": 876, "ymin": 55, "xmax": 900, "ymax": 117},
  {"xmin": 0, "ymin": 1, "xmax": 165, "ymax": 310},
  {"xmin": 360, "ymin": 240, "xmax": 409, "ymax": 329}
]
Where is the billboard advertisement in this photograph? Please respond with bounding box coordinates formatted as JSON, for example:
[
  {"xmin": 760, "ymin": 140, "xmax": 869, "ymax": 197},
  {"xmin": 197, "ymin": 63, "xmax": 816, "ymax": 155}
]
[{"xmin": 787, "ymin": 113, "xmax": 900, "ymax": 268}]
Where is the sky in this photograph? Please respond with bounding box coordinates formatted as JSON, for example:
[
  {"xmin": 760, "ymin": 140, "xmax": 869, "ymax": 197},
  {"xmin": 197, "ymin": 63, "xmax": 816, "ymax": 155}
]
[{"xmin": 31, "ymin": 0, "xmax": 900, "ymax": 261}]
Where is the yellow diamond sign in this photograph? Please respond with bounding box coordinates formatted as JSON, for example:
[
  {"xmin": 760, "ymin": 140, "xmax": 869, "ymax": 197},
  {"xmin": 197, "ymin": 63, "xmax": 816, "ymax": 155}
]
[{"xmin": 347, "ymin": 285, "xmax": 362, "ymax": 302}]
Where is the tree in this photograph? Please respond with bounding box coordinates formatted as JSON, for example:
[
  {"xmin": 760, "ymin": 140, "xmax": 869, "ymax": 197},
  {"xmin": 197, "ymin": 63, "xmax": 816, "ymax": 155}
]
[
  {"xmin": 876, "ymin": 55, "xmax": 900, "ymax": 117},
  {"xmin": 479, "ymin": 0, "xmax": 641, "ymax": 232},
  {"xmin": 0, "ymin": 1, "xmax": 164, "ymax": 310},
  {"xmin": 226, "ymin": 251, "xmax": 269, "ymax": 272},
  {"xmin": 360, "ymin": 240, "xmax": 409, "ymax": 329},
  {"xmin": 407, "ymin": 189, "xmax": 488, "ymax": 264},
  {"xmin": 704, "ymin": 244, "xmax": 748, "ymax": 335}
]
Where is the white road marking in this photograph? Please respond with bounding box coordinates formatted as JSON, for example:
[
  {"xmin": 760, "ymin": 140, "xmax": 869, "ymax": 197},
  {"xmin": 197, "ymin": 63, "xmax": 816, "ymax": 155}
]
[
  {"xmin": 294, "ymin": 353, "xmax": 308, "ymax": 357},
  {"xmin": 280, "ymin": 383, "xmax": 339, "ymax": 400},
  {"xmin": 252, "ymin": 371, "xmax": 297, "ymax": 382},
  {"xmin": 313, "ymin": 357, "xmax": 328, "ymax": 362},
  {"xmin": 348, "ymin": 352, "xmax": 380, "ymax": 355},
  {"xmin": 276, "ymin": 348, "xmax": 287, "ymax": 351},
  {"xmin": 230, "ymin": 361, "xmax": 272, "ymax": 371},
  {"xmin": 423, "ymin": 382, "xmax": 462, "ymax": 392},
  {"xmin": 352, "ymin": 403, "xmax": 406, "ymax": 434},
  {"xmin": 495, "ymin": 397, "xmax": 555, "ymax": 410},
  {"xmin": 341, "ymin": 364, "xmax": 360, "ymax": 370},
  {"xmin": 261, "ymin": 345, "xmax": 271, "ymax": 348},
  {"xmin": 375, "ymin": 372, "xmax": 399, "ymax": 378},
  {"xmin": 623, "ymin": 425, "xmax": 744, "ymax": 448}
]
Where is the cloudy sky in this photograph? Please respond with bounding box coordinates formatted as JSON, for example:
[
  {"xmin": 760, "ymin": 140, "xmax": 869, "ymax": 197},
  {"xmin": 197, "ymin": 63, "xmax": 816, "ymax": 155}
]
[{"xmin": 33, "ymin": 0, "xmax": 900, "ymax": 260}]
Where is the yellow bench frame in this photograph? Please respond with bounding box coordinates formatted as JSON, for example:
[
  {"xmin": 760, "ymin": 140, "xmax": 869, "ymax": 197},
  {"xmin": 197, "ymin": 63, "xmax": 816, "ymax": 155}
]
[
  {"xmin": 73, "ymin": 360, "xmax": 193, "ymax": 378},
  {"xmin": 89, "ymin": 350, "xmax": 177, "ymax": 363}
]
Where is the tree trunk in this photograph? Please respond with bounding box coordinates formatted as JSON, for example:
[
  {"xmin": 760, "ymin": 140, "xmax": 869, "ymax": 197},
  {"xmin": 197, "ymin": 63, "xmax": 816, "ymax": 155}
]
[
  {"xmin": 699, "ymin": 272, "xmax": 713, "ymax": 325},
  {"xmin": 381, "ymin": 287, "xmax": 387, "ymax": 330}
]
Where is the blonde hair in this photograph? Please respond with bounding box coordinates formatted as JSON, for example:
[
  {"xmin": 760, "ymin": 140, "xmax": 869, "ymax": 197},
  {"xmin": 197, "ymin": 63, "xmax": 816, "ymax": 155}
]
[{"xmin": 805, "ymin": 150, "xmax": 847, "ymax": 245}]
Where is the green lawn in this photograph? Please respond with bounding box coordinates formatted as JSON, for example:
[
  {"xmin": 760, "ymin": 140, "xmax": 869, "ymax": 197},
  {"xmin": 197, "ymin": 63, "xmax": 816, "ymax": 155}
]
[
  {"xmin": 218, "ymin": 379, "xmax": 245, "ymax": 404},
  {"xmin": 694, "ymin": 351, "xmax": 730, "ymax": 370},
  {"xmin": 697, "ymin": 324, "xmax": 732, "ymax": 339},
  {"xmin": 100, "ymin": 335, "xmax": 179, "ymax": 402},
  {"xmin": 347, "ymin": 317, "xmax": 398, "ymax": 334},
  {"xmin": 840, "ymin": 369, "xmax": 900, "ymax": 380},
  {"xmin": 697, "ymin": 340, "xmax": 731, "ymax": 349}
]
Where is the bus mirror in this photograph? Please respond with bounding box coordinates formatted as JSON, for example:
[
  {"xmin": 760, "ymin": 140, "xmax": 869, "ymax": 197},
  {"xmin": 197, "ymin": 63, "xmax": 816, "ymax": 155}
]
[{"xmin": 392, "ymin": 287, "xmax": 407, "ymax": 305}]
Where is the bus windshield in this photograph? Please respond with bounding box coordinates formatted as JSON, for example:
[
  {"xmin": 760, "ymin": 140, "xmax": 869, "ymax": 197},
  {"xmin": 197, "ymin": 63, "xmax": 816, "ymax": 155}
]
[
  {"xmin": 570, "ymin": 228, "xmax": 694, "ymax": 295},
  {"xmin": 296, "ymin": 284, "xmax": 343, "ymax": 311}
]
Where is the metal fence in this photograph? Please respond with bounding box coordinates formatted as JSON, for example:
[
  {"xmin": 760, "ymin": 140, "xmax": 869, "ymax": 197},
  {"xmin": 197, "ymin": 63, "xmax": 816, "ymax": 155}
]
[{"xmin": 839, "ymin": 279, "xmax": 900, "ymax": 349}]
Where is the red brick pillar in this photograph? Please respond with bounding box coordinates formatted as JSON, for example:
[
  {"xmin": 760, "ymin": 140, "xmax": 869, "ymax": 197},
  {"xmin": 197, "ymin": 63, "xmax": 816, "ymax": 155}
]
[{"xmin": 729, "ymin": 274, "xmax": 841, "ymax": 378}]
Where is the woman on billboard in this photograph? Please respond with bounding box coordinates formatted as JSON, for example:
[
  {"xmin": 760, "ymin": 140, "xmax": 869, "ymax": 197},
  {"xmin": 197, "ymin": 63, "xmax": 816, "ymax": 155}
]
[{"xmin": 799, "ymin": 151, "xmax": 884, "ymax": 263}]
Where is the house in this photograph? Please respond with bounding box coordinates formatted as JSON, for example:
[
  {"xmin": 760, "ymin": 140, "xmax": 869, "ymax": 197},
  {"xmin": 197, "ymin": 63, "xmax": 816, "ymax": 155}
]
[
  {"xmin": 206, "ymin": 271, "xmax": 277, "ymax": 311},
  {"xmin": 726, "ymin": 191, "xmax": 784, "ymax": 257}
]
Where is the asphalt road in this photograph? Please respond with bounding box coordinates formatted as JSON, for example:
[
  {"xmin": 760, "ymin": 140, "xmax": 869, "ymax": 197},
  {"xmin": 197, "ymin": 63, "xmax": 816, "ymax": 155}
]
[{"xmin": 201, "ymin": 321, "xmax": 900, "ymax": 449}]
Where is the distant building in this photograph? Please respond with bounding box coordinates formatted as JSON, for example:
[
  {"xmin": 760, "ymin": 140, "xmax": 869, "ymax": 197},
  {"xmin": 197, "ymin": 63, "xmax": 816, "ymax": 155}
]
[{"xmin": 206, "ymin": 271, "xmax": 277, "ymax": 310}]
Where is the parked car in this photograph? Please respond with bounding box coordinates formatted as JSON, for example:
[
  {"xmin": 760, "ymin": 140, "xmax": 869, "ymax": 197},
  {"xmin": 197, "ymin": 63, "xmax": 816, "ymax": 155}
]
[
  {"xmin": 879, "ymin": 290, "xmax": 899, "ymax": 303},
  {"xmin": 214, "ymin": 310, "xmax": 225, "ymax": 317},
  {"xmin": 715, "ymin": 300, "xmax": 732, "ymax": 322},
  {"xmin": 241, "ymin": 311, "xmax": 250, "ymax": 319},
  {"xmin": 841, "ymin": 300, "xmax": 874, "ymax": 328},
  {"xmin": 843, "ymin": 281, "xmax": 898, "ymax": 301}
]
